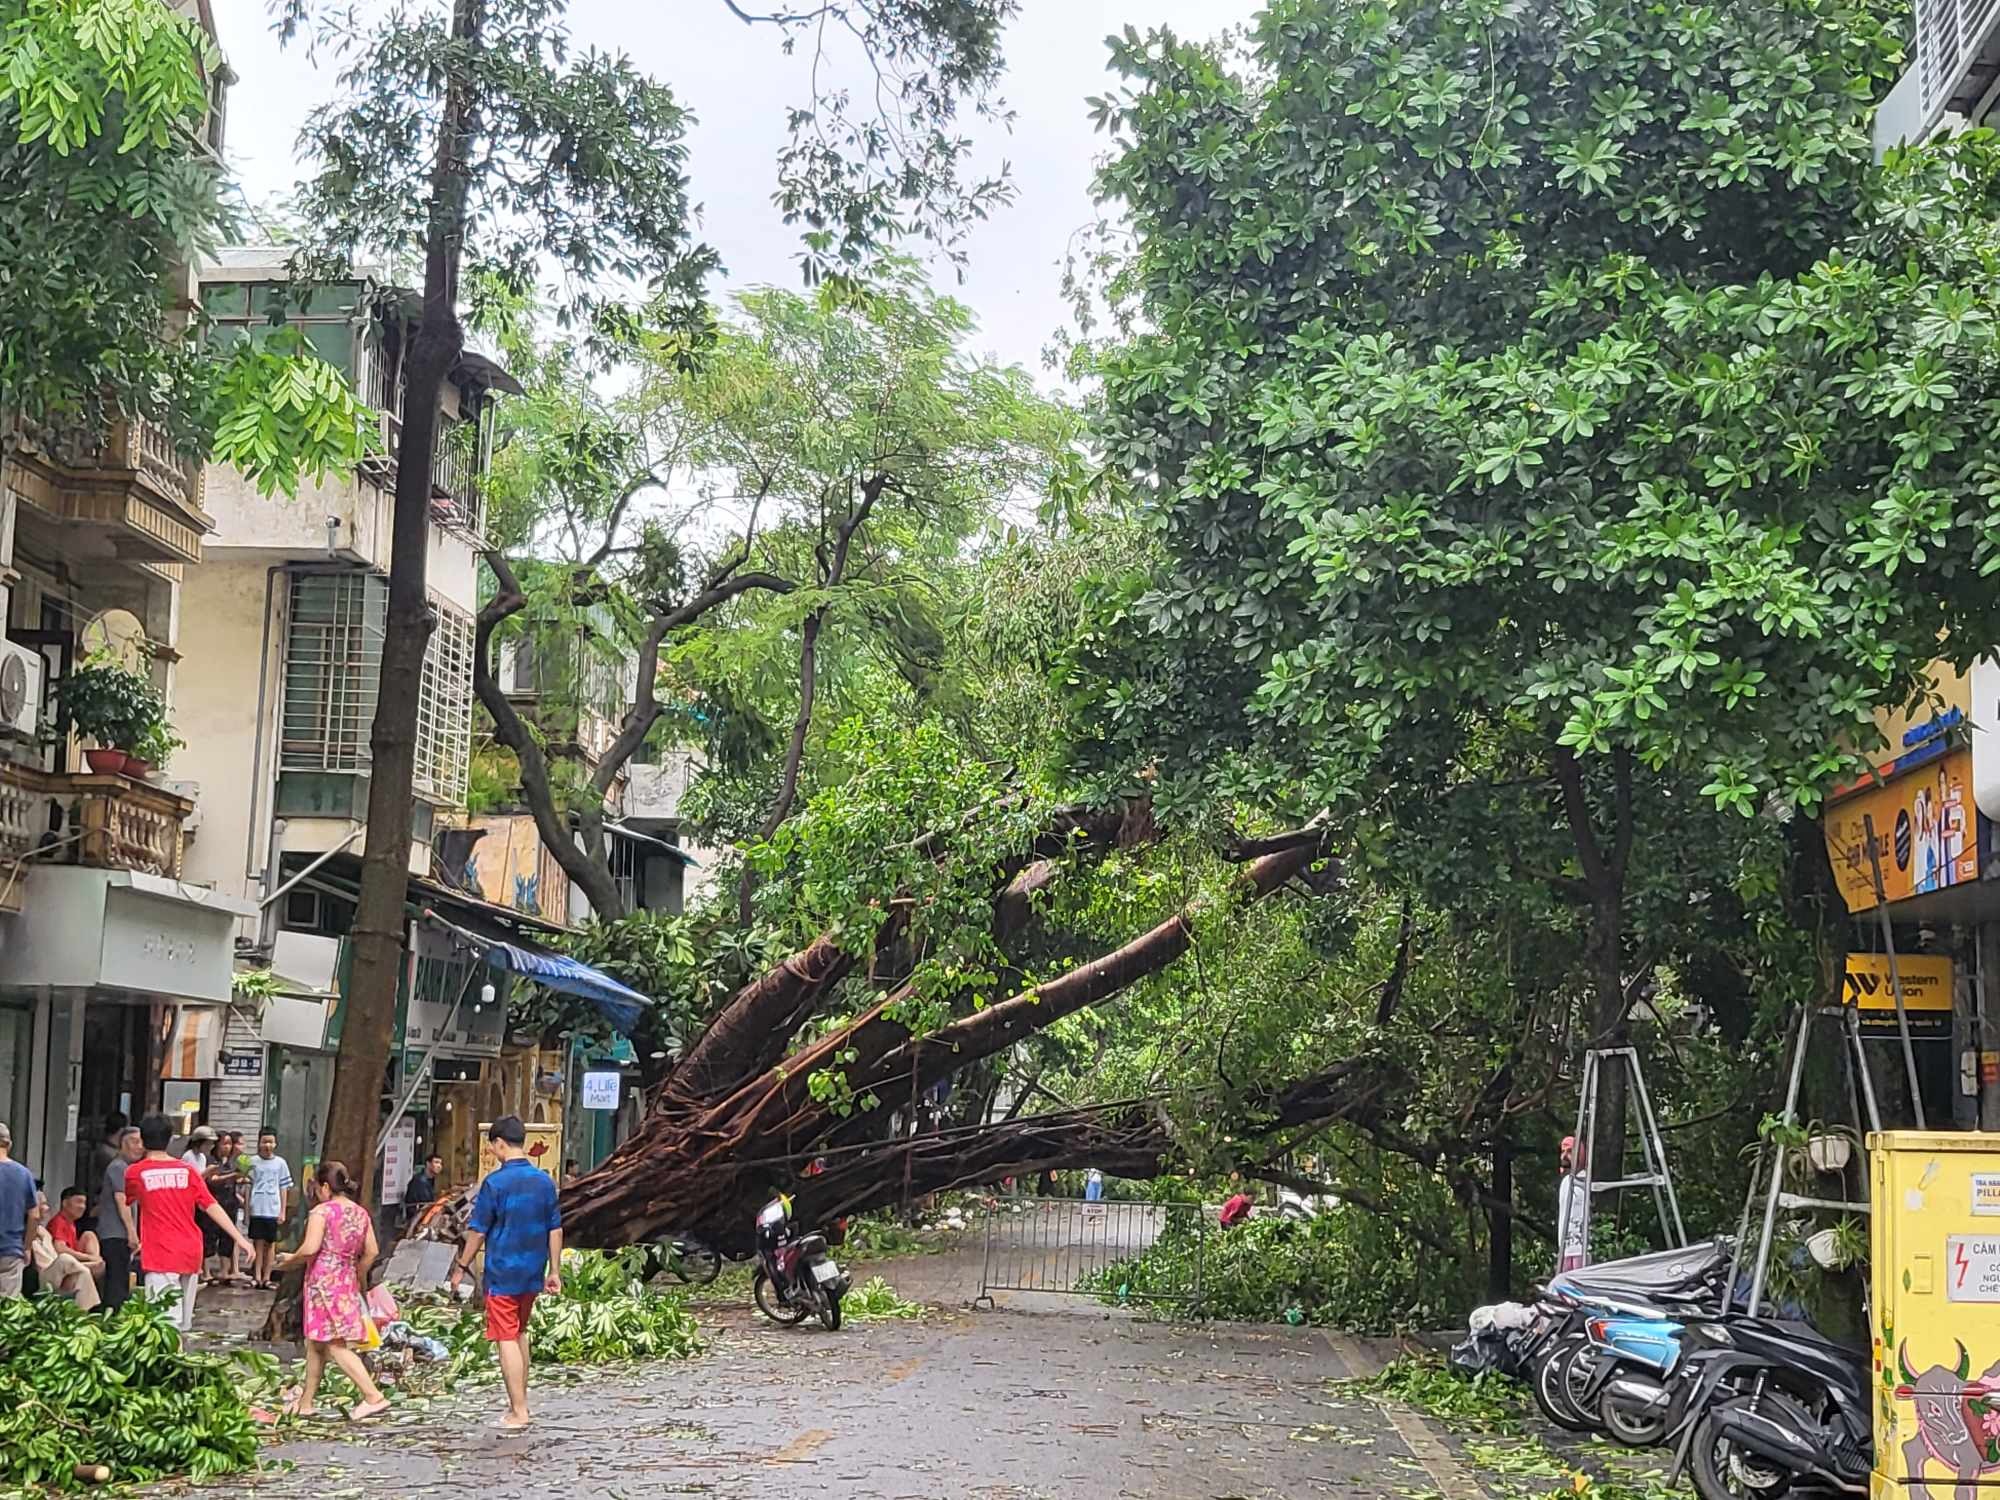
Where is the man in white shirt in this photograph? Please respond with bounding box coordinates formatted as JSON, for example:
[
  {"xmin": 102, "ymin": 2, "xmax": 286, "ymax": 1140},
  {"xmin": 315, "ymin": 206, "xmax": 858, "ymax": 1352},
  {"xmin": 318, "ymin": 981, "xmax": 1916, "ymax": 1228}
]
[{"xmin": 1556, "ymin": 1135, "xmax": 1589, "ymax": 1272}]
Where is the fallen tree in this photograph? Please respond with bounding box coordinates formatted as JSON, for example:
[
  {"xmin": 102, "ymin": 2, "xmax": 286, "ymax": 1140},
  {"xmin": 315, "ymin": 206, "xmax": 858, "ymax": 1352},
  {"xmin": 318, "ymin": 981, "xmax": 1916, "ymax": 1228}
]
[{"xmin": 555, "ymin": 820, "xmax": 1376, "ymax": 1249}]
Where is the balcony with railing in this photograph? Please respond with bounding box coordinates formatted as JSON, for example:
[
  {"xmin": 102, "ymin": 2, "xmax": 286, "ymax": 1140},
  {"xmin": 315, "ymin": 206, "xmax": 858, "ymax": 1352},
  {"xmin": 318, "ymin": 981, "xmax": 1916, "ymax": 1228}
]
[
  {"xmin": 0, "ymin": 763, "xmax": 194, "ymax": 910},
  {"xmin": 4, "ymin": 415, "xmax": 210, "ymax": 565},
  {"xmin": 429, "ymin": 426, "xmax": 482, "ymax": 537}
]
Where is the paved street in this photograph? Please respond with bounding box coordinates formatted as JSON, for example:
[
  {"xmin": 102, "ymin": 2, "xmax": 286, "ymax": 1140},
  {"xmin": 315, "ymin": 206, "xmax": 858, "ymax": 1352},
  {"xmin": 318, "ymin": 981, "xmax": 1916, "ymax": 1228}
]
[{"xmin": 181, "ymin": 1262, "xmax": 1478, "ymax": 1500}]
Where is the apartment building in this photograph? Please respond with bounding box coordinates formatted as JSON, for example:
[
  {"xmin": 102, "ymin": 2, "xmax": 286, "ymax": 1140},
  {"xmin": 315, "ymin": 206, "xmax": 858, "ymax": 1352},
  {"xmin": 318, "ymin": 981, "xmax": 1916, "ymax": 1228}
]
[
  {"xmin": 161, "ymin": 248, "xmax": 524, "ymax": 1162},
  {"xmin": 1875, "ymin": 0, "xmax": 2000, "ymax": 150}
]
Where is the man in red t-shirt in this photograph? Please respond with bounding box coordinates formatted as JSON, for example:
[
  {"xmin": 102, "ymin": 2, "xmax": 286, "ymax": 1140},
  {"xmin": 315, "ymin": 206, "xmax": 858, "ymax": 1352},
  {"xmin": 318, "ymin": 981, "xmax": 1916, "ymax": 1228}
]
[
  {"xmin": 47, "ymin": 1185, "xmax": 102, "ymax": 1284},
  {"xmin": 125, "ymin": 1115, "xmax": 254, "ymax": 1334}
]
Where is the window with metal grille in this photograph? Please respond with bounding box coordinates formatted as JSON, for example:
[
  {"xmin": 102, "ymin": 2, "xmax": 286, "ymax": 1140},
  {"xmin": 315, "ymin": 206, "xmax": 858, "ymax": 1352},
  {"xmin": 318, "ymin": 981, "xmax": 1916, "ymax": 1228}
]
[
  {"xmin": 281, "ymin": 572, "xmax": 384, "ymax": 775},
  {"xmin": 608, "ymin": 830, "xmax": 639, "ymax": 914},
  {"xmin": 280, "ymin": 572, "xmax": 474, "ymax": 807},
  {"xmin": 416, "ymin": 599, "xmax": 474, "ymax": 805}
]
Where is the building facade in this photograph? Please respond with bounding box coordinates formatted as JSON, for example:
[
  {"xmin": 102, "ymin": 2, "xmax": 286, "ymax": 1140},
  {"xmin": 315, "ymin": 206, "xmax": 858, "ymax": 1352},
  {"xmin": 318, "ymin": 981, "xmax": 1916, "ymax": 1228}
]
[{"xmin": 160, "ymin": 248, "xmax": 517, "ymax": 1183}]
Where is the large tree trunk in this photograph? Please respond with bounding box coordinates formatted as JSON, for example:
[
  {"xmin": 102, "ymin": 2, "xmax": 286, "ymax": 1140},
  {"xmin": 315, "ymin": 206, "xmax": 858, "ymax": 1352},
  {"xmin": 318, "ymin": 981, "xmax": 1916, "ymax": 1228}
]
[
  {"xmin": 559, "ymin": 1053, "xmax": 1399, "ymax": 1254},
  {"xmin": 1487, "ymin": 1137, "xmax": 1513, "ymax": 1301},
  {"xmin": 1551, "ymin": 747, "xmax": 1633, "ymax": 1183},
  {"xmin": 323, "ymin": 0, "xmax": 479, "ymax": 1194},
  {"xmin": 557, "ymin": 835, "xmax": 1329, "ymax": 1247}
]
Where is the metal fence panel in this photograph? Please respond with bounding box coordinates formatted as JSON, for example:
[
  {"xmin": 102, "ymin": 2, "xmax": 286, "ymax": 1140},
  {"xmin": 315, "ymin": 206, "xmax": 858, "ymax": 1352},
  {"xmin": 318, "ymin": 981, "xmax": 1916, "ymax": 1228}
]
[{"xmin": 978, "ymin": 1197, "xmax": 1205, "ymax": 1309}]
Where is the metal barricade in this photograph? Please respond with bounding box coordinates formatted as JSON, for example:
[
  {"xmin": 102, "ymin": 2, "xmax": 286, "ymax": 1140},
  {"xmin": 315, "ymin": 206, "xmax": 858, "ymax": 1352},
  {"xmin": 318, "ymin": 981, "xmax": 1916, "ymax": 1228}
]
[{"xmin": 977, "ymin": 1196, "xmax": 1205, "ymax": 1309}]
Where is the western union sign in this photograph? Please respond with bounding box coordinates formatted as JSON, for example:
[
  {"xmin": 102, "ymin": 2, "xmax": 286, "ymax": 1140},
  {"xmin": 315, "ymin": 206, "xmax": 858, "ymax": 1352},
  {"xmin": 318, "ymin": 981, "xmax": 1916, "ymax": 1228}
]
[{"xmin": 1842, "ymin": 953, "xmax": 1954, "ymax": 1037}]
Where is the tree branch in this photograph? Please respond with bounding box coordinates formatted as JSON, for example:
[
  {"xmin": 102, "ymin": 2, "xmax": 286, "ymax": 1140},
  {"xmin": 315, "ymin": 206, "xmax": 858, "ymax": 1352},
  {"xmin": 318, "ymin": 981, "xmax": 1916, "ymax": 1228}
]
[
  {"xmin": 1610, "ymin": 747, "xmax": 1634, "ymax": 888},
  {"xmin": 734, "ymin": 472, "xmax": 890, "ymax": 922},
  {"xmin": 1375, "ymin": 899, "xmax": 1416, "ymax": 1027},
  {"xmin": 588, "ymin": 567, "xmax": 795, "ymax": 799},
  {"xmin": 474, "ymin": 551, "xmax": 628, "ymax": 917},
  {"xmin": 1551, "ymin": 747, "xmax": 1612, "ymax": 895}
]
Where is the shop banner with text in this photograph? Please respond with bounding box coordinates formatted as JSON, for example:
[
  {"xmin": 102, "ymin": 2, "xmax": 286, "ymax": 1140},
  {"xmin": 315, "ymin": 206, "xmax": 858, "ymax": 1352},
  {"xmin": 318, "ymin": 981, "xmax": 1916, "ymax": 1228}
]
[
  {"xmin": 1842, "ymin": 952, "xmax": 1954, "ymax": 1037},
  {"xmin": 1824, "ymin": 747, "xmax": 1977, "ymax": 912}
]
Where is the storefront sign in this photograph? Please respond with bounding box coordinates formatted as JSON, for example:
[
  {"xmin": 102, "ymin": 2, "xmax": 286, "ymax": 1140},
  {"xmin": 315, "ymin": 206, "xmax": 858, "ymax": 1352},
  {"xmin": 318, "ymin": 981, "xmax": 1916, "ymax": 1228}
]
[
  {"xmin": 0, "ymin": 869, "xmax": 250, "ymax": 1001},
  {"xmin": 380, "ymin": 1117, "xmax": 416, "ymax": 1206},
  {"xmin": 581, "ymin": 1070, "xmax": 621, "ymax": 1111},
  {"xmin": 1824, "ymin": 748, "xmax": 1978, "ymax": 912},
  {"xmin": 1843, "ymin": 953, "xmax": 1954, "ymax": 1037},
  {"xmin": 477, "ymin": 1121, "xmax": 562, "ymax": 1184}
]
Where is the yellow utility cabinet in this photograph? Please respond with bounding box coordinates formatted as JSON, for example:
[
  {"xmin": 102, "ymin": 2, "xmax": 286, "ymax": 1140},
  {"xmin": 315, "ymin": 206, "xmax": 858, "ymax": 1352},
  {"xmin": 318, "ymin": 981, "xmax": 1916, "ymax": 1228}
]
[{"xmin": 1871, "ymin": 1131, "xmax": 2000, "ymax": 1495}]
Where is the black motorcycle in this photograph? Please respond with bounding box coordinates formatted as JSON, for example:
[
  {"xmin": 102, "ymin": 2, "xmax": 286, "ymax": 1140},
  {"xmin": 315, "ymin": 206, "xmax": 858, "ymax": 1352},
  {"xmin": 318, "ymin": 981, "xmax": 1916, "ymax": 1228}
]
[
  {"xmin": 1663, "ymin": 1317, "xmax": 1872, "ymax": 1498},
  {"xmin": 752, "ymin": 1194, "xmax": 851, "ymax": 1331},
  {"xmin": 638, "ymin": 1233, "xmax": 726, "ymax": 1286}
]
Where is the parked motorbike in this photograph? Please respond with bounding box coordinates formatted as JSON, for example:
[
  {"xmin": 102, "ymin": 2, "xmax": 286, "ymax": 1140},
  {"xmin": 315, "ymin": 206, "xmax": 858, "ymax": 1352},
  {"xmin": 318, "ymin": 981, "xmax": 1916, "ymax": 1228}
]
[
  {"xmin": 638, "ymin": 1233, "xmax": 726, "ymax": 1286},
  {"xmin": 1663, "ymin": 1317, "xmax": 1872, "ymax": 1498},
  {"xmin": 1572, "ymin": 1310, "xmax": 1688, "ymax": 1447},
  {"xmin": 1524, "ymin": 1241, "xmax": 1735, "ymax": 1435},
  {"xmin": 752, "ymin": 1194, "xmax": 851, "ymax": 1331}
]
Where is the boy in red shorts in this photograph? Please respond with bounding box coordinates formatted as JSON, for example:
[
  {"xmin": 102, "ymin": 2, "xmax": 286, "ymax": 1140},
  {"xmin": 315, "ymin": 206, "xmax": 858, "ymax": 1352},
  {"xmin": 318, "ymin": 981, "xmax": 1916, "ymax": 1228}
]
[{"xmin": 449, "ymin": 1116, "xmax": 562, "ymax": 1429}]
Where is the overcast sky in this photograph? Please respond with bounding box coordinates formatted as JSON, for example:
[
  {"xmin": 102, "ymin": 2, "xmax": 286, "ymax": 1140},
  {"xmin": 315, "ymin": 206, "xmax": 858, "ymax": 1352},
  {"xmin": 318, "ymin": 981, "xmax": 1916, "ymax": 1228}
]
[{"xmin": 214, "ymin": 2, "xmax": 1261, "ymax": 386}]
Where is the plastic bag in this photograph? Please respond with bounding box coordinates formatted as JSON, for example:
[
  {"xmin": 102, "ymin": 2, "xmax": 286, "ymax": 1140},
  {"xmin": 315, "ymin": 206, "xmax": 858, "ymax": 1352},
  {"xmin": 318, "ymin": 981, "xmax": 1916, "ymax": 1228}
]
[
  {"xmin": 359, "ymin": 1315, "xmax": 382, "ymax": 1351},
  {"xmin": 1447, "ymin": 1330, "xmax": 1514, "ymax": 1379},
  {"xmin": 366, "ymin": 1284, "xmax": 399, "ymax": 1323},
  {"xmin": 379, "ymin": 1321, "xmax": 450, "ymax": 1362}
]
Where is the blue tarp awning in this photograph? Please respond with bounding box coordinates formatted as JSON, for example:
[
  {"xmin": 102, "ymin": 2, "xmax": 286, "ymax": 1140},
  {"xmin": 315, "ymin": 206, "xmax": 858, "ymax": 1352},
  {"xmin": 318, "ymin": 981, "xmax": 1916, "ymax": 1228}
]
[{"xmin": 481, "ymin": 942, "xmax": 649, "ymax": 1036}]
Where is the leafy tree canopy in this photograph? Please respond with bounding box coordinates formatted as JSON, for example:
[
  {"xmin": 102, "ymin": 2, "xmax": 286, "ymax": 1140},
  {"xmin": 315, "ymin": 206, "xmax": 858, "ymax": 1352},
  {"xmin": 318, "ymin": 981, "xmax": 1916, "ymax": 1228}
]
[
  {"xmin": 471, "ymin": 268, "xmax": 1090, "ymax": 916},
  {"xmin": 1078, "ymin": 0, "xmax": 2000, "ymax": 827},
  {"xmin": 0, "ymin": 0, "xmax": 370, "ymax": 491}
]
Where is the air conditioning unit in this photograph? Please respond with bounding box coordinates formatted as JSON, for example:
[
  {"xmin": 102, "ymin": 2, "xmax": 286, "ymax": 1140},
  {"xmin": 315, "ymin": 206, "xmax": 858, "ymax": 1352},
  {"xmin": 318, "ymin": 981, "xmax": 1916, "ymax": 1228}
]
[
  {"xmin": 0, "ymin": 641, "xmax": 43, "ymax": 740},
  {"xmin": 1916, "ymin": 0, "xmax": 2000, "ymax": 130}
]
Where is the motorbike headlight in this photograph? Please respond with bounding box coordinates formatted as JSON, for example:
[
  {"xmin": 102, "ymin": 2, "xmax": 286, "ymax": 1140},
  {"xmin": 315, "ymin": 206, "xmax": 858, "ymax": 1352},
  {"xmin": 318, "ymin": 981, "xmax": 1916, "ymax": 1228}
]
[{"xmin": 1696, "ymin": 1323, "xmax": 1735, "ymax": 1346}]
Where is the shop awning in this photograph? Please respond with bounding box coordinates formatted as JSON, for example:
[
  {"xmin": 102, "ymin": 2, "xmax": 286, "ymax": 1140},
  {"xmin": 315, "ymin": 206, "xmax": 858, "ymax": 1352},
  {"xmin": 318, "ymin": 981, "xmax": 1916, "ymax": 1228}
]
[{"xmin": 480, "ymin": 941, "xmax": 649, "ymax": 1035}]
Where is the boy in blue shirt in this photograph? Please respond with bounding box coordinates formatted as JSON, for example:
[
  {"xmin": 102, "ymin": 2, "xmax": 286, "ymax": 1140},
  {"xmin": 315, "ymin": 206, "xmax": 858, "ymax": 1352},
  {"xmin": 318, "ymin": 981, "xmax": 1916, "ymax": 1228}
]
[{"xmin": 450, "ymin": 1116, "xmax": 562, "ymax": 1429}]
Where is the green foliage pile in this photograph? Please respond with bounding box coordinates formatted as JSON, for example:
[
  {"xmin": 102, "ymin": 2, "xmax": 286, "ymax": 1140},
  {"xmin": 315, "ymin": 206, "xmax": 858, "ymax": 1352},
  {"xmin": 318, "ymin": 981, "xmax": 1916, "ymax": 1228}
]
[
  {"xmin": 0, "ymin": 1294, "xmax": 260, "ymax": 1490},
  {"xmin": 842, "ymin": 1276, "xmax": 924, "ymax": 1321},
  {"xmin": 1087, "ymin": 1208, "xmax": 1458, "ymax": 1332},
  {"xmin": 402, "ymin": 1249, "xmax": 703, "ymax": 1386},
  {"xmin": 1353, "ymin": 1355, "xmax": 1524, "ymax": 1431},
  {"xmin": 1353, "ymin": 1358, "xmax": 1685, "ymax": 1498}
]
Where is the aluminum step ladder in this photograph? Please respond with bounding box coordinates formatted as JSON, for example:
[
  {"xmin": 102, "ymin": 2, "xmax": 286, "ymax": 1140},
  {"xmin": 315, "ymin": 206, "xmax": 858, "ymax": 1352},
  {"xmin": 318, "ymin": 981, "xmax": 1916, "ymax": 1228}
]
[{"xmin": 1567, "ymin": 1044, "xmax": 1688, "ymax": 1257}]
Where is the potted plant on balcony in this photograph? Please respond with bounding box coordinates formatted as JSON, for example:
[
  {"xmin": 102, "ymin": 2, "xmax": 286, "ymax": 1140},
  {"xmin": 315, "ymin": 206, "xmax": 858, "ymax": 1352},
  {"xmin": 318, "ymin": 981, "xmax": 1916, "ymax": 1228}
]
[
  {"xmin": 124, "ymin": 721, "xmax": 183, "ymax": 780},
  {"xmin": 53, "ymin": 655, "xmax": 163, "ymax": 775}
]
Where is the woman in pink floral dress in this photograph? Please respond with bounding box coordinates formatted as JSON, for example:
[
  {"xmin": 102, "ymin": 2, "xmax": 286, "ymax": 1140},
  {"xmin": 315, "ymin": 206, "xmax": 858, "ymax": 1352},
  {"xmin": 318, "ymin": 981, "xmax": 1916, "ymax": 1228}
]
[{"xmin": 275, "ymin": 1160, "xmax": 389, "ymax": 1419}]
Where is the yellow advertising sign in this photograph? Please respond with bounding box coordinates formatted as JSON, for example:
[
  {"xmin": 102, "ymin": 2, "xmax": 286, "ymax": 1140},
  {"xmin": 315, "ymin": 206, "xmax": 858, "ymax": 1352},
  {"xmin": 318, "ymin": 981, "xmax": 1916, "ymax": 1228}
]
[
  {"xmin": 1823, "ymin": 748, "xmax": 1977, "ymax": 913},
  {"xmin": 1842, "ymin": 952, "xmax": 1953, "ymax": 1036},
  {"xmin": 476, "ymin": 1122, "xmax": 563, "ymax": 1185}
]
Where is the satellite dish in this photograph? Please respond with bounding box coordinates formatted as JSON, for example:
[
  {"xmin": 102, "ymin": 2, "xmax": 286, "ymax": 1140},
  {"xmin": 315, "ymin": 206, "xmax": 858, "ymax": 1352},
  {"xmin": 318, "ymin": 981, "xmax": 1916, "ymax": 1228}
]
[
  {"xmin": 0, "ymin": 652, "xmax": 27, "ymax": 725},
  {"xmin": 78, "ymin": 608, "xmax": 148, "ymax": 669}
]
